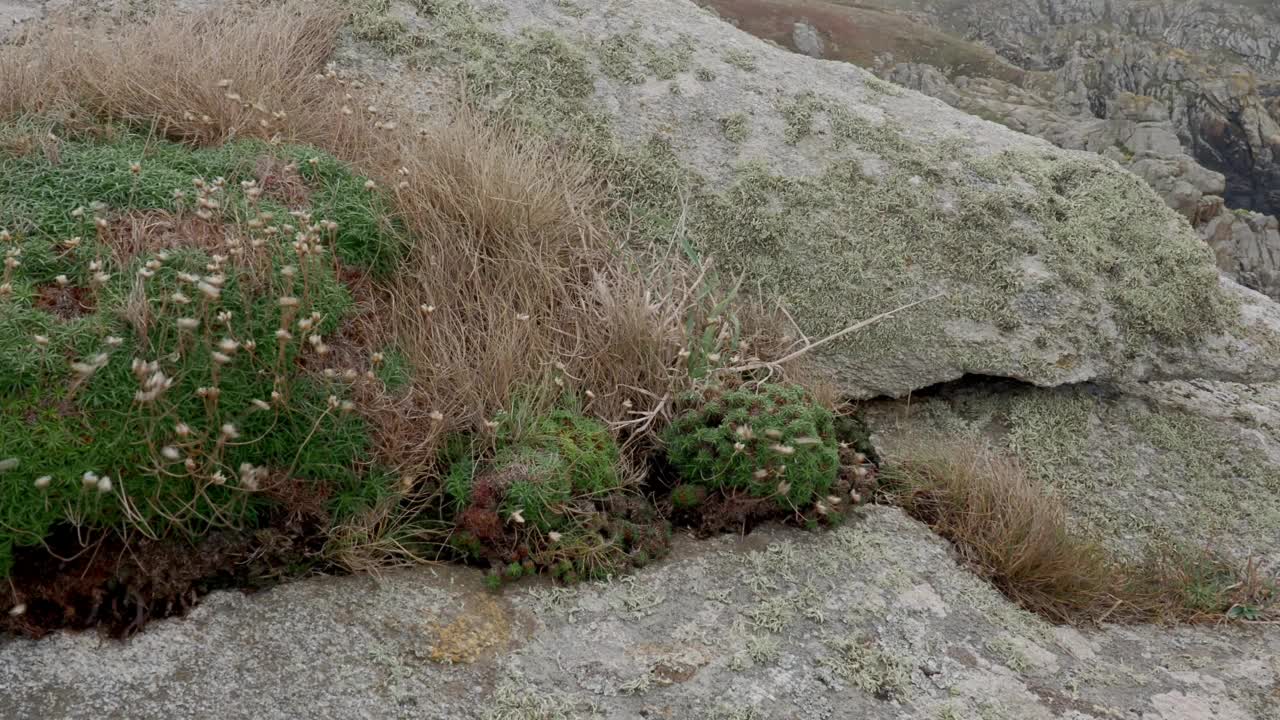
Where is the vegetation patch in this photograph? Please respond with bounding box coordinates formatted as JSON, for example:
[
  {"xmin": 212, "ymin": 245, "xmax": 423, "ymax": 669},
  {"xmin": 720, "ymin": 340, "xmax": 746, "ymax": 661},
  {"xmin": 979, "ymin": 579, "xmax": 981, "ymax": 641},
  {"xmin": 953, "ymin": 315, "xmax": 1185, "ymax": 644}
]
[
  {"xmin": 0, "ymin": 127, "xmax": 401, "ymax": 632},
  {"xmin": 443, "ymin": 404, "xmax": 669, "ymax": 587},
  {"xmin": 880, "ymin": 435, "xmax": 1278, "ymax": 624},
  {"xmin": 663, "ymin": 382, "xmax": 866, "ymax": 533}
]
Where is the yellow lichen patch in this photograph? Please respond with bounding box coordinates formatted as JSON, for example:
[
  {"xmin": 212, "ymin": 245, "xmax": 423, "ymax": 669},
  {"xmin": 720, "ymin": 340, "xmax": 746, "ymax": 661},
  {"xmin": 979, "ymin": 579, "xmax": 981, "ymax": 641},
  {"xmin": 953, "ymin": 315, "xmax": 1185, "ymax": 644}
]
[{"xmin": 425, "ymin": 593, "xmax": 513, "ymax": 664}]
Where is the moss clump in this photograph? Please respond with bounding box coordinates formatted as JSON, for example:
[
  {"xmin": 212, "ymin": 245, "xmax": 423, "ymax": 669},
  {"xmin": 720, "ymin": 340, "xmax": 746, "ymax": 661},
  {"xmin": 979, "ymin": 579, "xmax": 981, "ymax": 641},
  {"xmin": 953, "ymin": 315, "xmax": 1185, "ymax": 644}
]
[
  {"xmin": 664, "ymin": 383, "xmax": 840, "ymax": 511},
  {"xmin": 723, "ymin": 49, "xmax": 758, "ymax": 72},
  {"xmin": 351, "ymin": 0, "xmax": 421, "ymax": 55},
  {"xmin": 598, "ymin": 31, "xmax": 695, "ymax": 84},
  {"xmin": 443, "ymin": 406, "xmax": 668, "ymax": 583},
  {"xmin": 0, "ymin": 127, "xmax": 401, "ymax": 578},
  {"xmin": 719, "ymin": 113, "xmax": 751, "ymax": 144}
]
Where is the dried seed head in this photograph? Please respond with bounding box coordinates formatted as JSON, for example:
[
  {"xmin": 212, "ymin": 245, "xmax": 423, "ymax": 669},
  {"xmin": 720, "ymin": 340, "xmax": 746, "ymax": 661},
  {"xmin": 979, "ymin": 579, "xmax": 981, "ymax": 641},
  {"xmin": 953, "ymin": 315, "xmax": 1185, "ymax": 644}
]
[
  {"xmin": 753, "ymin": 468, "xmax": 769, "ymax": 480},
  {"xmin": 81, "ymin": 471, "xmax": 99, "ymax": 488},
  {"xmin": 8, "ymin": 603, "xmax": 25, "ymax": 617},
  {"xmin": 175, "ymin": 422, "xmax": 192, "ymax": 437},
  {"xmin": 251, "ymin": 399, "xmax": 271, "ymax": 411},
  {"xmin": 770, "ymin": 444, "xmax": 796, "ymax": 456},
  {"xmin": 177, "ymin": 318, "xmax": 199, "ymax": 331},
  {"xmin": 55, "ymin": 274, "xmax": 69, "ymax": 286},
  {"xmin": 97, "ymin": 476, "xmax": 113, "ymax": 493},
  {"xmin": 161, "ymin": 446, "xmax": 182, "ymax": 461},
  {"xmin": 508, "ymin": 509, "xmax": 525, "ymax": 525},
  {"xmin": 33, "ymin": 335, "xmax": 49, "ymax": 348},
  {"xmin": 220, "ymin": 423, "xmax": 239, "ymax": 439},
  {"xmin": 429, "ymin": 411, "xmax": 444, "ymax": 422}
]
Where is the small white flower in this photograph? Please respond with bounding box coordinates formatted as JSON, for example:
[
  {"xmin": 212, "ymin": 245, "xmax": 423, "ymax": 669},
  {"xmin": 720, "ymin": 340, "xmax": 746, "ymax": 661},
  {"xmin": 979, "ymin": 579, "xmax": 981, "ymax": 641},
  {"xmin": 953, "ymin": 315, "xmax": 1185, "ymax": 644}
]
[
  {"xmin": 251, "ymin": 399, "xmax": 271, "ymax": 411},
  {"xmin": 97, "ymin": 476, "xmax": 113, "ymax": 493},
  {"xmin": 104, "ymin": 336, "xmax": 123, "ymax": 347},
  {"xmin": 55, "ymin": 274, "xmax": 69, "ymax": 286},
  {"xmin": 508, "ymin": 509, "xmax": 525, "ymax": 525},
  {"xmin": 161, "ymin": 446, "xmax": 182, "ymax": 461},
  {"xmin": 175, "ymin": 422, "xmax": 192, "ymax": 437},
  {"xmin": 7, "ymin": 603, "xmax": 25, "ymax": 617},
  {"xmin": 33, "ymin": 335, "xmax": 49, "ymax": 348},
  {"xmin": 34, "ymin": 475, "xmax": 52, "ymax": 489},
  {"xmin": 548, "ymin": 532, "xmax": 562, "ymax": 543},
  {"xmin": 0, "ymin": 458, "xmax": 18, "ymax": 473},
  {"xmin": 429, "ymin": 411, "xmax": 444, "ymax": 422},
  {"xmin": 220, "ymin": 423, "xmax": 239, "ymax": 439},
  {"xmin": 177, "ymin": 318, "xmax": 199, "ymax": 331}
]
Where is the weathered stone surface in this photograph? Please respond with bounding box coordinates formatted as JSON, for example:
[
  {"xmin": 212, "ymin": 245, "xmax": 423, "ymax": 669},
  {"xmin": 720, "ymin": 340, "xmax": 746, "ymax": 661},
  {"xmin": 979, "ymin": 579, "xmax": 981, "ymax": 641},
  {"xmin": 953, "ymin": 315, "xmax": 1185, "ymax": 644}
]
[
  {"xmin": 347, "ymin": 0, "xmax": 1280, "ymax": 398},
  {"xmin": 2, "ymin": 509, "xmax": 1277, "ymax": 719},
  {"xmin": 703, "ymin": 0, "xmax": 1280, "ymax": 300}
]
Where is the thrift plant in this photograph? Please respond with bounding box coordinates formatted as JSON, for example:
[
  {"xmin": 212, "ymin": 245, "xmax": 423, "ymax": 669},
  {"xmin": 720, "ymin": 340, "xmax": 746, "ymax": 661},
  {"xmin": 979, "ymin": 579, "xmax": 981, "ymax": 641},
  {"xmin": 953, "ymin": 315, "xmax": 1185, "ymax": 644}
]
[
  {"xmin": 0, "ymin": 126, "xmax": 402, "ymax": 577},
  {"xmin": 664, "ymin": 383, "xmax": 842, "ymax": 513}
]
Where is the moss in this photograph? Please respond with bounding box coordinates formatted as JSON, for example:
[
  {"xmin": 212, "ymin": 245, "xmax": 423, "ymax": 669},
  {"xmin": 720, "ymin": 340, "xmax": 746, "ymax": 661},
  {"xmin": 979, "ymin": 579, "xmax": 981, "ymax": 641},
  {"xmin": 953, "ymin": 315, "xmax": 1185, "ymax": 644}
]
[
  {"xmin": 718, "ymin": 113, "xmax": 750, "ymax": 144},
  {"xmin": 554, "ymin": 0, "xmax": 587, "ymax": 18},
  {"xmin": 818, "ymin": 634, "xmax": 914, "ymax": 699},
  {"xmin": 350, "ymin": 0, "xmax": 421, "ymax": 55},
  {"xmin": 723, "ymin": 49, "xmax": 758, "ymax": 72},
  {"xmin": 864, "ymin": 75, "xmax": 904, "ymax": 97},
  {"xmin": 695, "ymin": 67, "xmax": 716, "ymax": 82},
  {"xmin": 779, "ymin": 91, "xmax": 824, "ymax": 144},
  {"xmin": 665, "ymin": 383, "xmax": 840, "ymax": 510},
  {"xmin": 598, "ymin": 31, "xmax": 695, "ymax": 84}
]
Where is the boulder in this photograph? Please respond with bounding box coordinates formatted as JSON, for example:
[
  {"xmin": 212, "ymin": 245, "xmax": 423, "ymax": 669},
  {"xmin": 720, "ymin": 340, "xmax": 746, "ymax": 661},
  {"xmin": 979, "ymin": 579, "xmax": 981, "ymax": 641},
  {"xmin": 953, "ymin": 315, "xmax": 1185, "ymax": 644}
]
[{"xmin": 361, "ymin": 0, "xmax": 1280, "ymax": 397}]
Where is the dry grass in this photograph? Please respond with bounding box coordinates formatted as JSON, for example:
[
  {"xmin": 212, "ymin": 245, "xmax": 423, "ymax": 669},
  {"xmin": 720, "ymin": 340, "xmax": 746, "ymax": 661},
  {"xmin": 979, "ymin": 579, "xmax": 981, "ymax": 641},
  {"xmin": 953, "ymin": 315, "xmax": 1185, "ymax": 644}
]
[
  {"xmin": 0, "ymin": 2, "xmax": 783, "ymax": 568},
  {"xmin": 881, "ymin": 436, "xmax": 1278, "ymax": 624},
  {"xmin": 880, "ymin": 437, "xmax": 1117, "ymax": 623}
]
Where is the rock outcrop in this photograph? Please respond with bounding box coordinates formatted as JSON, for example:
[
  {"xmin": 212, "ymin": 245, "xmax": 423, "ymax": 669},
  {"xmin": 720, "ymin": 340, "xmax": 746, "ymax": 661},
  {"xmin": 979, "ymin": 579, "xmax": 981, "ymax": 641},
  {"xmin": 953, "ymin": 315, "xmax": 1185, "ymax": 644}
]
[
  {"xmin": 357, "ymin": 0, "xmax": 1280, "ymax": 398},
  {"xmin": 700, "ymin": 0, "xmax": 1280, "ymax": 300}
]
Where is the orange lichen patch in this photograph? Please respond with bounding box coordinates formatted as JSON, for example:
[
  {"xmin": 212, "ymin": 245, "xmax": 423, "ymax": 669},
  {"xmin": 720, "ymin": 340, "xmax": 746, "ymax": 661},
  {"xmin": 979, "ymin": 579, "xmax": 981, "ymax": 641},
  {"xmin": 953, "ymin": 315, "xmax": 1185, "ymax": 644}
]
[
  {"xmin": 35, "ymin": 283, "xmax": 94, "ymax": 320},
  {"xmin": 425, "ymin": 594, "xmax": 513, "ymax": 664},
  {"xmin": 101, "ymin": 210, "xmax": 232, "ymax": 266},
  {"xmin": 255, "ymin": 155, "xmax": 311, "ymax": 208}
]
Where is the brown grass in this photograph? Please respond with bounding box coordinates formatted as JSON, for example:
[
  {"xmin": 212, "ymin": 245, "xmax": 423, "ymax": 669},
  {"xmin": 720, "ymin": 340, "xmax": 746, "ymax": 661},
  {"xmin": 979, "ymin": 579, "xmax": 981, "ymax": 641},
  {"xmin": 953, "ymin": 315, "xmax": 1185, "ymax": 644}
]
[
  {"xmin": 881, "ymin": 436, "xmax": 1278, "ymax": 625},
  {"xmin": 0, "ymin": 2, "xmax": 785, "ymax": 568}
]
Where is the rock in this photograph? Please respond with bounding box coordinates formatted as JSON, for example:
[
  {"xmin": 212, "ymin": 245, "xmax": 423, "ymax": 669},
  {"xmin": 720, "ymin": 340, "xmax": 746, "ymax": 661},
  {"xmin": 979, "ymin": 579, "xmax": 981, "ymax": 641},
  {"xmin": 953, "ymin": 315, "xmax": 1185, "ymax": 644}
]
[
  {"xmin": 791, "ymin": 20, "xmax": 823, "ymax": 58},
  {"xmin": 2, "ymin": 511, "xmax": 1277, "ymax": 719},
  {"xmin": 701, "ymin": 1, "xmax": 1280, "ymax": 301},
  {"xmin": 363, "ymin": 0, "xmax": 1280, "ymax": 397}
]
